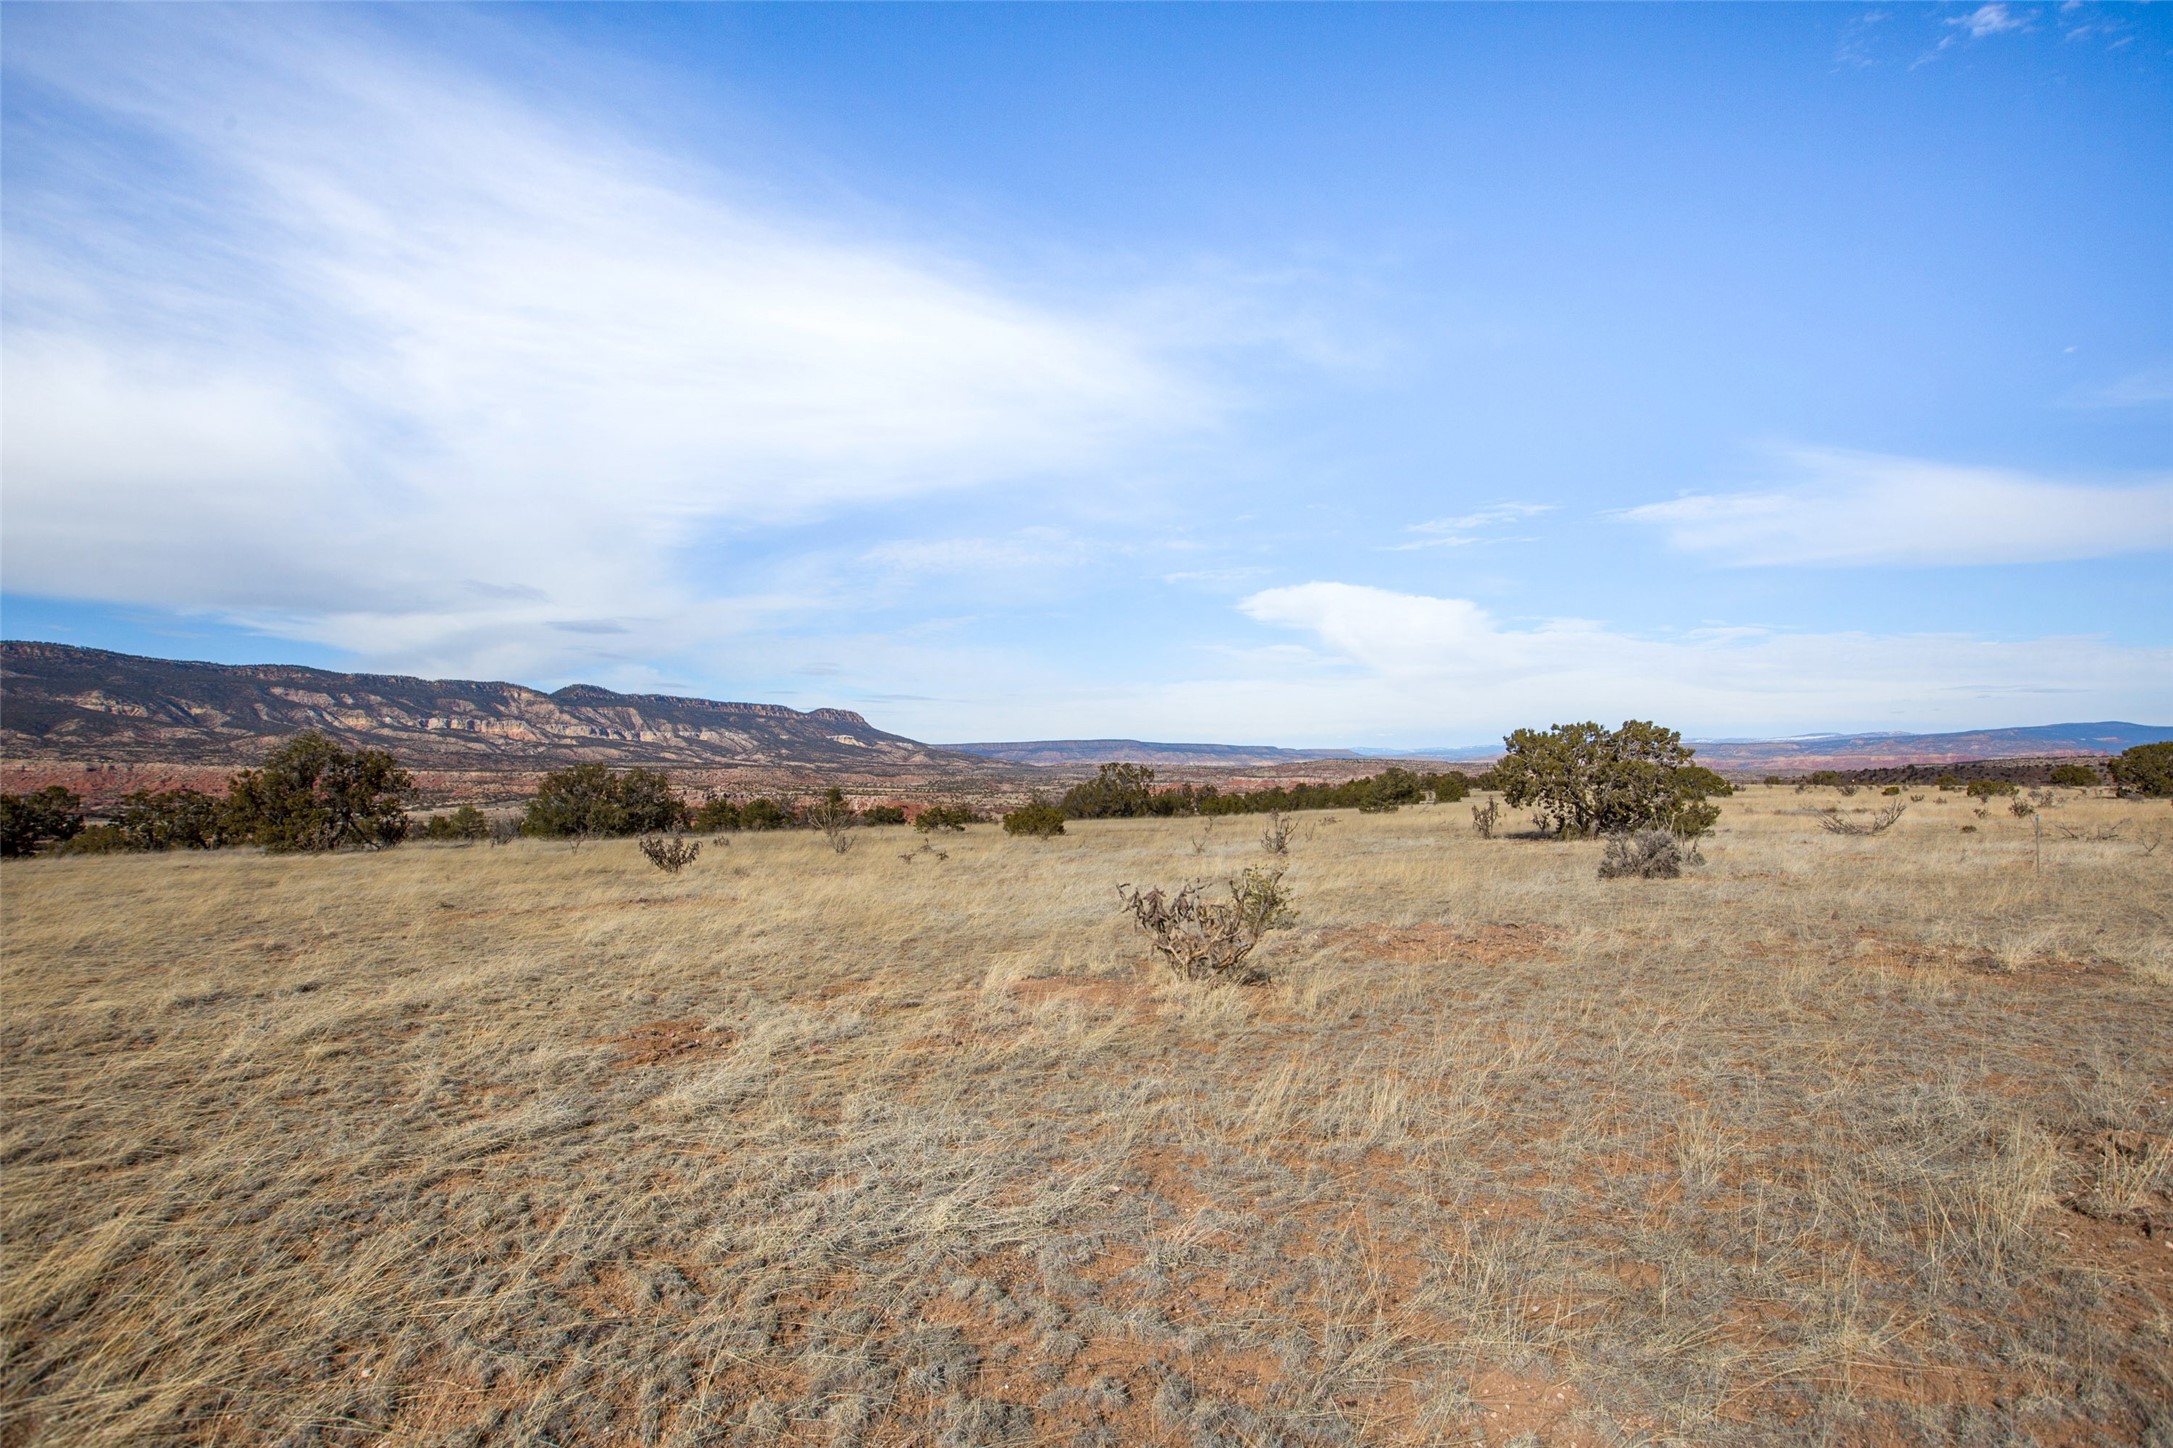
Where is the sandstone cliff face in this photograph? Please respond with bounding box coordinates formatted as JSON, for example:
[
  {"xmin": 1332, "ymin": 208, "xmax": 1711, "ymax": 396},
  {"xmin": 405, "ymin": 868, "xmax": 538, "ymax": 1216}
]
[{"xmin": 0, "ymin": 642, "xmax": 994, "ymax": 775}]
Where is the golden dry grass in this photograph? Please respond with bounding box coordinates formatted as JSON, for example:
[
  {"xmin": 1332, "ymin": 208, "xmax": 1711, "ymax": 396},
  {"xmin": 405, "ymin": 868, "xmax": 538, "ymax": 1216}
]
[{"xmin": 3, "ymin": 788, "xmax": 2170, "ymax": 1447}]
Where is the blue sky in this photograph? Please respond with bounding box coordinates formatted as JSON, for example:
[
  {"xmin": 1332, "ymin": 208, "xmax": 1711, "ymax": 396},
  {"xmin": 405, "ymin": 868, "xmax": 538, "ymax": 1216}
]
[{"xmin": 3, "ymin": 3, "xmax": 2168, "ymax": 746}]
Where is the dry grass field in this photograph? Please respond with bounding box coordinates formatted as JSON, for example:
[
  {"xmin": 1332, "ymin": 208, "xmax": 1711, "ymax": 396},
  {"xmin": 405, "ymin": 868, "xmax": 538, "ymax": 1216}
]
[{"xmin": 4, "ymin": 788, "xmax": 2170, "ymax": 1447}]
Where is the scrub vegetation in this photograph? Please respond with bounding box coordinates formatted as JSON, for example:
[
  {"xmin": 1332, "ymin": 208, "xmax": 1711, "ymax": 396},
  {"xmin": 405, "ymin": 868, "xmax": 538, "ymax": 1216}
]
[
  {"xmin": 3, "ymin": 786, "xmax": 2169, "ymax": 1447},
  {"xmin": 1059, "ymin": 763, "xmax": 1473, "ymax": 821},
  {"xmin": 6, "ymin": 734, "xmax": 413, "ymax": 857}
]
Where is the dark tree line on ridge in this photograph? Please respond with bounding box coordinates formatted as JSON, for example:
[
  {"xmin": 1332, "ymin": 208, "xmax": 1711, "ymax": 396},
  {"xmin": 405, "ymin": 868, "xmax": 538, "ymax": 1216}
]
[{"xmin": 1052, "ymin": 761, "xmax": 1474, "ymax": 821}]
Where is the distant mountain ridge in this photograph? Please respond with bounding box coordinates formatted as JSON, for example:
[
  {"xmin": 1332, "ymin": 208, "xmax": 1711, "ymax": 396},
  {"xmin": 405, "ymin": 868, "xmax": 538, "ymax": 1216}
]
[
  {"xmin": 0, "ymin": 641, "xmax": 1003, "ymax": 775},
  {"xmin": 951, "ymin": 723, "xmax": 2172, "ymax": 774},
  {"xmin": 5, "ymin": 641, "xmax": 2163, "ymax": 781},
  {"xmin": 943, "ymin": 739, "xmax": 1363, "ymax": 768},
  {"xmin": 1680, "ymin": 723, "xmax": 2172, "ymax": 773}
]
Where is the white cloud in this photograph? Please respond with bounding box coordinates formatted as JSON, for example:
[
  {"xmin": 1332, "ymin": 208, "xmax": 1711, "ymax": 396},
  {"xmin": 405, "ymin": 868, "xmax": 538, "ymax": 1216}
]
[
  {"xmin": 1388, "ymin": 501, "xmax": 1555, "ymax": 551},
  {"xmin": 1950, "ymin": 4, "xmax": 2029, "ymax": 40},
  {"xmin": 1617, "ymin": 450, "xmax": 2173, "ymax": 567},
  {"xmin": 0, "ymin": 10, "xmax": 1212, "ymax": 676},
  {"xmin": 608, "ymin": 576, "xmax": 2170, "ymax": 743},
  {"xmin": 1920, "ymin": 2, "xmax": 2034, "ymax": 62},
  {"xmin": 1196, "ymin": 581, "xmax": 2173, "ymax": 741}
]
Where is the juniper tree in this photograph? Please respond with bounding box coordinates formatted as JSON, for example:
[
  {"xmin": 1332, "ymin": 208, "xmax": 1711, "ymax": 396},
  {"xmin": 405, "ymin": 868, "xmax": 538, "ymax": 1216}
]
[
  {"xmin": 225, "ymin": 733, "xmax": 412, "ymax": 851},
  {"xmin": 0, "ymin": 786, "xmax": 84, "ymax": 857},
  {"xmin": 1493, "ymin": 720, "xmax": 1723, "ymax": 839}
]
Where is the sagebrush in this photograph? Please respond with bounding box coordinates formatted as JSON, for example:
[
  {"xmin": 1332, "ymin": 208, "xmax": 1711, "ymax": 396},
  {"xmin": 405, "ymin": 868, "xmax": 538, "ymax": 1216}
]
[{"xmin": 1596, "ymin": 828, "xmax": 1683, "ymax": 879}]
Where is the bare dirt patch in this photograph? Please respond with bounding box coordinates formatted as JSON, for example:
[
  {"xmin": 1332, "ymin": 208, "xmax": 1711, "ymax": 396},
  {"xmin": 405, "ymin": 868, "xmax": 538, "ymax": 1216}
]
[
  {"xmin": 1316, "ymin": 920, "xmax": 1563, "ymax": 966},
  {"xmin": 602, "ymin": 1018, "xmax": 736, "ymax": 1067},
  {"xmin": 1003, "ymin": 974, "xmax": 1160, "ymax": 1026},
  {"xmin": 1469, "ymin": 1368, "xmax": 1599, "ymax": 1447}
]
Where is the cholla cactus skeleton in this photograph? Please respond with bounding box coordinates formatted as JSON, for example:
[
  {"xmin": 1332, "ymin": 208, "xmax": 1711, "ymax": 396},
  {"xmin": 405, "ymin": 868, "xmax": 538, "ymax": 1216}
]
[
  {"xmin": 1117, "ymin": 865, "xmax": 1295, "ymax": 982},
  {"xmin": 639, "ymin": 832, "xmax": 701, "ymax": 874},
  {"xmin": 1818, "ymin": 802, "xmax": 1907, "ymax": 836}
]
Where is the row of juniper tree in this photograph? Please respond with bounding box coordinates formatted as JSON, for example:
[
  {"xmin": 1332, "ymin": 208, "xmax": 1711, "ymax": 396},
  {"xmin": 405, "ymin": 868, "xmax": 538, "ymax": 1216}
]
[
  {"xmin": 6, "ymin": 720, "xmax": 1722, "ymax": 856},
  {"xmin": 519, "ymin": 767, "xmax": 917, "ymax": 841},
  {"xmin": 1052, "ymin": 761, "xmax": 1475, "ymax": 820},
  {"xmin": 9, "ymin": 725, "xmax": 2167, "ymax": 858},
  {"xmin": 2, "ymin": 733, "xmax": 414, "ymax": 857},
  {"xmin": 0, "ymin": 735, "xmax": 951, "ymax": 857},
  {"xmin": 1043, "ymin": 722, "xmax": 1735, "ymax": 839}
]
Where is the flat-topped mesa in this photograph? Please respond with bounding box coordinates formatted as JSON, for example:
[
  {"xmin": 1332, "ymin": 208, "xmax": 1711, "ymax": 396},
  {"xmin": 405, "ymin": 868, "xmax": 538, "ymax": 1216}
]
[
  {"xmin": 548, "ymin": 685, "xmax": 869, "ymax": 728},
  {"xmin": 0, "ymin": 641, "xmax": 994, "ymax": 777}
]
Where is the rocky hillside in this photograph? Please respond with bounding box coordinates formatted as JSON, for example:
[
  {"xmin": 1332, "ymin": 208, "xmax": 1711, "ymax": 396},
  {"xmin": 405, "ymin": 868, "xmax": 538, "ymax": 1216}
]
[{"xmin": 0, "ymin": 642, "xmax": 1010, "ymax": 776}]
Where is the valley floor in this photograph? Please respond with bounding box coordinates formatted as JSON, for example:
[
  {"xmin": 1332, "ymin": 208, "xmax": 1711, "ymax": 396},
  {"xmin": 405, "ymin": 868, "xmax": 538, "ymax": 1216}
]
[{"xmin": 3, "ymin": 790, "xmax": 2169, "ymax": 1446}]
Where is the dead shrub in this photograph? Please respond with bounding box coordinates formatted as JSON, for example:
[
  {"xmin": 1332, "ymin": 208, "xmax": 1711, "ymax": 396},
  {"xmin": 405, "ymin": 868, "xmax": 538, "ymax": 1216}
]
[
  {"xmin": 1820, "ymin": 802, "xmax": 1908, "ymax": 836},
  {"xmin": 809, "ymin": 788, "xmax": 855, "ymax": 855},
  {"xmin": 1470, "ymin": 799, "xmax": 1500, "ymax": 839},
  {"xmin": 1596, "ymin": 829, "xmax": 1682, "ymax": 880},
  {"xmin": 638, "ymin": 832, "xmax": 702, "ymax": 875},
  {"xmin": 1117, "ymin": 865, "xmax": 1295, "ymax": 982},
  {"xmin": 1260, "ymin": 811, "xmax": 1298, "ymax": 856},
  {"xmin": 2054, "ymin": 818, "xmax": 2130, "ymax": 842}
]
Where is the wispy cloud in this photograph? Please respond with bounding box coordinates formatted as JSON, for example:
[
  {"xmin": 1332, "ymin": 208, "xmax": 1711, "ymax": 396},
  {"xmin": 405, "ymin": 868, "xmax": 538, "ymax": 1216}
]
[
  {"xmin": 1388, "ymin": 502, "xmax": 1555, "ymax": 551},
  {"xmin": 860, "ymin": 531, "xmax": 1086, "ymax": 578},
  {"xmin": 1617, "ymin": 450, "xmax": 2173, "ymax": 567},
  {"xmin": 1916, "ymin": 2, "xmax": 2038, "ymax": 64},
  {"xmin": 1164, "ymin": 567, "xmax": 1270, "ymax": 588},
  {"xmin": 1210, "ymin": 581, "xmax": 2173, "ymax": 740},
  {"xmin": 0, "ymin": 10, "xmax": 1215, "ymax": 680},
  {"xmin": 1834, "ymin": 10, "xmax": 1890, "ymax": 69},
  {"xmin": 2061, "ymin": 364, "xmax": 2173, "ymax": 409},
  {"xmin": 1949, "ymin": 3, "xmax": 2030, "ymax": 41}
]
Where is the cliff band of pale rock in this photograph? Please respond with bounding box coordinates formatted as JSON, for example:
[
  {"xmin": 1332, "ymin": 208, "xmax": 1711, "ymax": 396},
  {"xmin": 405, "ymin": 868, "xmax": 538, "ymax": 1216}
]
[{"xmin": 0, "ymin": 641, "xmax": 1017, "ymax": 776}]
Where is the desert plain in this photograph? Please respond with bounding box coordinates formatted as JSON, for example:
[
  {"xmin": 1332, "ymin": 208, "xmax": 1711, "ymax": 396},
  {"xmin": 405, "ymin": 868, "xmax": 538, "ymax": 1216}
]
[{"xmin": 3, "ymin": 787, "xmax": 2169, "ymax": 1447}]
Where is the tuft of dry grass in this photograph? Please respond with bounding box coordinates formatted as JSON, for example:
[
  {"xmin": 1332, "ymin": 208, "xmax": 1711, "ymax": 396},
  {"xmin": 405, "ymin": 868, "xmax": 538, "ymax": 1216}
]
[{"xmin": 2, "ymin": 788, "xmax": 2169, "ymax": 1446}]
